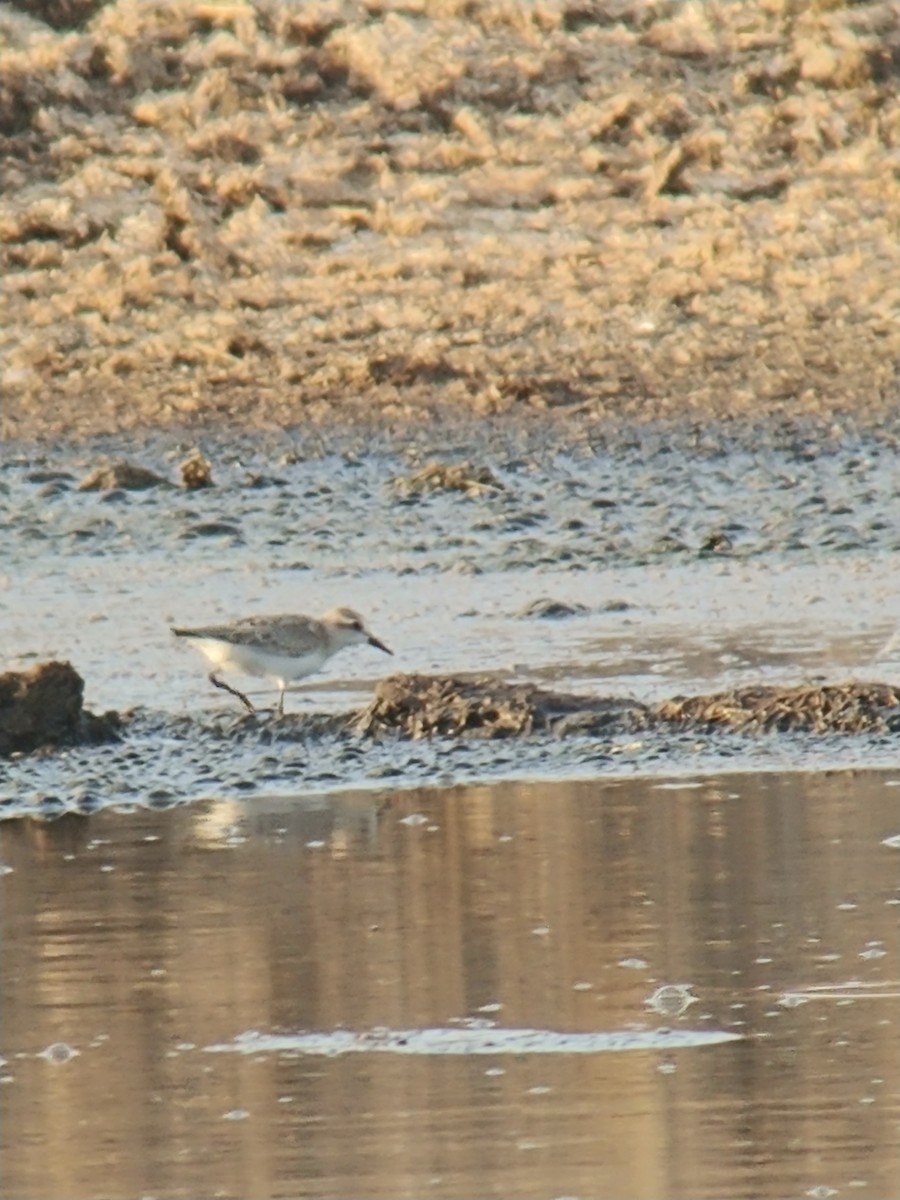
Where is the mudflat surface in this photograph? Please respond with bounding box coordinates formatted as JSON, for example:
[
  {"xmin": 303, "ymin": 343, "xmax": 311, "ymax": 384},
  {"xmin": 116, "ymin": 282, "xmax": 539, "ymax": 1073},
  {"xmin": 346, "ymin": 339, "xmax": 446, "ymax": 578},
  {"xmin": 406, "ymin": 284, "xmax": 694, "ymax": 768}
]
[
  {"xmin": 2, "ymin": 0, "xmax": 900, "ymax": 440},
  {"xmin": 4, "ymin": 420, "xmax": 900, "ymax": 814}
]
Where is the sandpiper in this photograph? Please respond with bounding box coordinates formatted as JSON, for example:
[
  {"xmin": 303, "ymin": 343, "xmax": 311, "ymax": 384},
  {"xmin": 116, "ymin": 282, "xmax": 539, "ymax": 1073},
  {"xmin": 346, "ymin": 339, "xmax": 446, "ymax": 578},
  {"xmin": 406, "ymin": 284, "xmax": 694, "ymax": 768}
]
[{"xmin": 172, "ymin": 606, "xmax": 392, "ymax": 715}]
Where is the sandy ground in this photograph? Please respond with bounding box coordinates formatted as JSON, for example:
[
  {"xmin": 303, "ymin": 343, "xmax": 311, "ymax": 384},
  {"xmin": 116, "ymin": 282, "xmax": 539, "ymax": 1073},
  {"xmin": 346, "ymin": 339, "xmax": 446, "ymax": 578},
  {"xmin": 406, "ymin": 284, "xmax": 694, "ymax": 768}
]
[{"xmin": 1, "ymin": 0, "xmax": 900, "ymax": 441}]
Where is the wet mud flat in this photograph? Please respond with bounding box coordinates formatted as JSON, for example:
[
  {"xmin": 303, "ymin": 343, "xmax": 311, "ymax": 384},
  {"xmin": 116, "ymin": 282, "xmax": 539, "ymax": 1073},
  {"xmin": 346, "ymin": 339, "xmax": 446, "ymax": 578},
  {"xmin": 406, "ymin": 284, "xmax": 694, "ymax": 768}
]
[{"xmin": 3, "ymin": 414, "xmax": 900, "ymax": 816}]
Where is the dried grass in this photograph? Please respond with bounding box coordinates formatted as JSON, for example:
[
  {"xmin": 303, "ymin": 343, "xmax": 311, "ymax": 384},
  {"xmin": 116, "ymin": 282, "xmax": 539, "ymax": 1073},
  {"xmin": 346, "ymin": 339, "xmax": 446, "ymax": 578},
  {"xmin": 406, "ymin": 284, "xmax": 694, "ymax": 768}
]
[
  {"xmin": 657, "ymin": 682, "xmax": 900, "ymax": 734},
  {"xmin": 2, "ymin": 0, "xmax": 900, "ymax": 438},
  {"xmin": 357, "ymin": 674, "xmax": 900, "ymax": 739}
]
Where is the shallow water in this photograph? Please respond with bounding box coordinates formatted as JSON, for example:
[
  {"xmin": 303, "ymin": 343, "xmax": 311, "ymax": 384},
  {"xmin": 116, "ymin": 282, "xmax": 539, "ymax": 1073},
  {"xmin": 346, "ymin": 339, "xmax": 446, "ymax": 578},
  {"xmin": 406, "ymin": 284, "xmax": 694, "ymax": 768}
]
[{"xmin": 3, "ymin": 770, "xmax": 898, "ymax": 1200}]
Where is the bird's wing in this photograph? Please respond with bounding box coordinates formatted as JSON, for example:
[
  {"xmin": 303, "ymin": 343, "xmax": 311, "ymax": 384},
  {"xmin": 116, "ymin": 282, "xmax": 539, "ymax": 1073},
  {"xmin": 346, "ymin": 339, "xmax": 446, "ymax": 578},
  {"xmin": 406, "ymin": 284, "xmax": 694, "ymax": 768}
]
[{"xmin": 227, "ymin": 615, "xmax": 324, "ymax": 653}]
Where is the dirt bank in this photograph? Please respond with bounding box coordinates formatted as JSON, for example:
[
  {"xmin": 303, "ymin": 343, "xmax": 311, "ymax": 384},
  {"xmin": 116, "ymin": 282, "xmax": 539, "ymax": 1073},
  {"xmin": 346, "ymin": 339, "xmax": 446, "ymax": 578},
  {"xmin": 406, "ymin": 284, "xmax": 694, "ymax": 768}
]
[{"xmin": 2, "ymin": 0, "xmax": 899, "ymax": 442}]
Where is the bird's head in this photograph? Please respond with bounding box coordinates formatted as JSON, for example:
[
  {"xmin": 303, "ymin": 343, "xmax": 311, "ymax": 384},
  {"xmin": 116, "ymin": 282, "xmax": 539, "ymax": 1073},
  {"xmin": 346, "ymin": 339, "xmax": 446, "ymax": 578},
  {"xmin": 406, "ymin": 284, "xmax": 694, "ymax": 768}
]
[{"xmin": 323, "ymin": 607, "xmax": 393, "ymax": 655}]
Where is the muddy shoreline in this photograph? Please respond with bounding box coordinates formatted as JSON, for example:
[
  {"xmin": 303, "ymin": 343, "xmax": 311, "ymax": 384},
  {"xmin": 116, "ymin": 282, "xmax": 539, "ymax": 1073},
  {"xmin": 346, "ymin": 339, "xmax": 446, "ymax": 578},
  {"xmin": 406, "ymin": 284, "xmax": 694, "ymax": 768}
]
[
  {"xmin": 5, "ymin": 660, "xmax": 898, "ymax": 756},
  {"xmin": 4, "ymin": 661, "xmax": 900, "ymax": 822}
]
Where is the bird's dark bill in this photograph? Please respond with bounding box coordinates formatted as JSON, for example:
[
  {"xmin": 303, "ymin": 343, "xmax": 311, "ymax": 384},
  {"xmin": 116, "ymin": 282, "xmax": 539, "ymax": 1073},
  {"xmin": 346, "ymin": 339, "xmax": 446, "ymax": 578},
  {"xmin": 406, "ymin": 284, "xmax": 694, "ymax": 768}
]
[{"xmin": 369, "ymin": 635, "xmax": 393, "ymax": 655}]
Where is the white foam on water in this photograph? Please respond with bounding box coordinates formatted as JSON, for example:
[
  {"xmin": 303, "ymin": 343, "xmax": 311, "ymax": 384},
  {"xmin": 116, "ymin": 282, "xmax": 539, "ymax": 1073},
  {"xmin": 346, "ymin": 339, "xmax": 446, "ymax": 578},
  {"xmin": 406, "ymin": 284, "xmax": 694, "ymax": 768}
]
[{"xmin": 205, "ymin": 1023, "xmax": 743, "ymax": 1058}]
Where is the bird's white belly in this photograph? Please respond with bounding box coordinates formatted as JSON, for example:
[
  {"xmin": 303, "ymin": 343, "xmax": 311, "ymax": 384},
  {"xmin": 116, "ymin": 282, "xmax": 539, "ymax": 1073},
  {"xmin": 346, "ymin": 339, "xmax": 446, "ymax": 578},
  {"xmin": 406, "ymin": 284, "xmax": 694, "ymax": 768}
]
[{"xmin": 188, "ymin": 639, "xmax": 329, "ymax": 684}]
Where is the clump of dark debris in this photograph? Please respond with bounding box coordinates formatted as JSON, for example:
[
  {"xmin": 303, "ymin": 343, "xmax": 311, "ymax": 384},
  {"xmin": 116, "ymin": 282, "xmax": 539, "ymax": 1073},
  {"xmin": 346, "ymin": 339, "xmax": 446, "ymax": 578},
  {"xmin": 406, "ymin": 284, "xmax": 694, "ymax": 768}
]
[
  {"xmin": 393, "ymin": 462, "xmax": 504, "ymax": 498},
  {"xmin": 517, "ymin": 598, "xmax": 590, "ymax": 619},
  {"xmin": 358, "ymin": 674, "xmax": 900, "ymax": 740},
  {"xmin": 356, "ymin": 673, "xmax": 649, "ymax": 739},
  {"xmin": 77, "ymin": 461, "xmax": 169, "ymax": 492},
  {"xmin": 0, "ymin": 661, "xmax": 121, "ymax": 756},
  {"xmin": 655, "ymin": 681, "xmax": 900, "ymax": 734},
  {"xmin": 179, "ymin": 450, "xmax": 214, "ymax": 490}
]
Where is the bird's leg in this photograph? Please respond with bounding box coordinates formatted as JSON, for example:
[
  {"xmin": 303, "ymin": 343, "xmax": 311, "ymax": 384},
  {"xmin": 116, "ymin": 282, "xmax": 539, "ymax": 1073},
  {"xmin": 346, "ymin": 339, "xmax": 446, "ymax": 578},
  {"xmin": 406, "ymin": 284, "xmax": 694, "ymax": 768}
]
[
  {"xmin": 275, "ymin": 687, "xmax": 285, "ymax": 717},
  {"xmin": 209, "ymin": 672, "xmax": 255, "ymax": 714}
]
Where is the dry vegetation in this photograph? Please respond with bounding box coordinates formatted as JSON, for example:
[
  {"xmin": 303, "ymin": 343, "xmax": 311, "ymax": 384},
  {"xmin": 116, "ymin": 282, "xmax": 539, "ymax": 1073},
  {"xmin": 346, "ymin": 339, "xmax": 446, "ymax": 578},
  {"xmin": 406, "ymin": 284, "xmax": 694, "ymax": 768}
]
[
  {"xmin": 357, "ymin": 671, "xmax": 647, "ymax": 737},
  {"xmin": 1, "ymin": 0, "xmax": 899, "ymax": 439},
  {"xmin": 657, "ymin": 680, "xmax": 900, "ymax": 733},
  {"xmin": 359, "ymin": 673, "xmax": 900, "ymax": 739}
]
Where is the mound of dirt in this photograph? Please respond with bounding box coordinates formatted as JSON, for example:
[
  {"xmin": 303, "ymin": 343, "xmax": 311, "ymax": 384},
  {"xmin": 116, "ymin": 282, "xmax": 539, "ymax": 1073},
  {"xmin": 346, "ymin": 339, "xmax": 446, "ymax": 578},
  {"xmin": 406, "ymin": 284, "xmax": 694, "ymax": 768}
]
[
  {"xmin": 356, "ymin": 672, "xmax": 649, "ymax": 738},
  {"xmin": 77, "ymin": 459, "xmax": 170, "ymax": 490},
  {"xmin": 0, "ymin": 660, "xmax": 122, "ymax": 755},
  {"xmin": 358, "ymin": 673, "xmax": 900, "ymax": 739},
  {"xmin": 656, "ymin": 681, "xmax": 900, "ymax": 734}
]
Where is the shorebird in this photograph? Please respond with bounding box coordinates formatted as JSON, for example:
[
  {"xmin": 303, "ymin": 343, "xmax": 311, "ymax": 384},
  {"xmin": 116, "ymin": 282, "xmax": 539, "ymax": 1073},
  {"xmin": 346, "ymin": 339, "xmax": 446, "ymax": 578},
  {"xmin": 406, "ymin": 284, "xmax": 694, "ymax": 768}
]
[{"xmin": 172, "ymin": 606, "xmax": 392, "ymax": 715}]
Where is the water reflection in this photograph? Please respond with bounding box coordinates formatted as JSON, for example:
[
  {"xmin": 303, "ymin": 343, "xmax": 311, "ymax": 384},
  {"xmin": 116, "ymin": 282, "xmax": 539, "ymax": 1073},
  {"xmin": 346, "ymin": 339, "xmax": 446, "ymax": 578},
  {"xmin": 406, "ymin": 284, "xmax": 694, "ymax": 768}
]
[{"xmin": 2, "ymin": 771, "xmax": 898, "ymax": 1199}]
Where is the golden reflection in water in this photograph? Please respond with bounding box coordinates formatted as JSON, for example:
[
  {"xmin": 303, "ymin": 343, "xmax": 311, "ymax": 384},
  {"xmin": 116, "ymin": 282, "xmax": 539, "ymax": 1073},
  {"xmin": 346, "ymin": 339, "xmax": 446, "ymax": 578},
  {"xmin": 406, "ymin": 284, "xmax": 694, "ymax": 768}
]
[{"xmin": 1, "ymin": 771, "xmax": 898, "ymax": 1200}]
